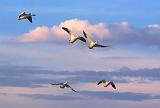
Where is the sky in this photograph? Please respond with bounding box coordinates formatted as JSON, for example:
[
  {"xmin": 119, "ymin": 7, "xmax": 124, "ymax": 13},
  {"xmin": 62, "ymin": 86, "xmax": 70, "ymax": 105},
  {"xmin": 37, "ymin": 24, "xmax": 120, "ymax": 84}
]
[{"xmin": 0, "ymin": 0, "xmax": 160, "ymax": 108}]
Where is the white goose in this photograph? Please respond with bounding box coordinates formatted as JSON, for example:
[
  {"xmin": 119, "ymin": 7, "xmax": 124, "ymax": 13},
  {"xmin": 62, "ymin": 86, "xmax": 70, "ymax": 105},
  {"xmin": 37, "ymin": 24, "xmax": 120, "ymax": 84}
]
[
  {"xmin": 83, "ymin": 31, "xmax": 109, "ymax": 49},
  {"xmin": 50, "ymin": 81, "xmax": 78, "ymax": 93},
  {"xmin": 62, "ymin": 27, "xmax": 86, "ymax": 44},
  {"xmin": 18, "ymin": 12, "xmax": 36, "ymax": 23},
  {"xmin": 97, "ymin": 80, "xmax": 116, "ymax": 89}
]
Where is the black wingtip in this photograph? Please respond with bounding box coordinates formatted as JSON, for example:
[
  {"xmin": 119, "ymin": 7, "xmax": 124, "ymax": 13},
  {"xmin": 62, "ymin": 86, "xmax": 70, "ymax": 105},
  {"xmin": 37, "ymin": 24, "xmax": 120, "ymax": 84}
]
[
  {"xmin": 49, "ymin": 82, "xmax": 57, "ymax": 85},
  {"xmin": 112, "ymin": 86, "xmax": 116, "ymax": 89},
  {"xmin": 102, "ymin": 45, "xmax": 110, "ymax": 48},
  {"xmin": 83, "ymin": 30, "xmax": 87, "ymax": 38},
  {"xmin": 62, "ymin": 27, "xmax": 66, "ymax": 29},
  {"xmin": 79, "ymin": 37, "xmax": 86, "ymax": 43},
  {"xmin": 62, "ymin": 27, "xmax": 70, "ymax": 34},
  {"xmin": 97, "ymin": 82, "xmax": 101, "ymax": 85}
]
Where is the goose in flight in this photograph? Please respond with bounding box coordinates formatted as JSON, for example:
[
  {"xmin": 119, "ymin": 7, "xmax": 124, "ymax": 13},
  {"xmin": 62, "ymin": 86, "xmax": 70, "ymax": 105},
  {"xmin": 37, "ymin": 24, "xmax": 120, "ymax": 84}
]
[
  {"xmin": 97, "ymin": 80, "xmax": 116, "ymax": 89},
  {"xmin": 62, "ymin": 27, "xmax": 86, "ymax": 44},
  {"xmin": 18, "ymin": 12, "xmax": 36, "ymax": 23},
  {"xmin": 50, "ymin": 81, "xmax": 78, "ymax": 93},
  {"xmin": 83, "ymin": 31, "xmax": 109, "ymax": 49}
]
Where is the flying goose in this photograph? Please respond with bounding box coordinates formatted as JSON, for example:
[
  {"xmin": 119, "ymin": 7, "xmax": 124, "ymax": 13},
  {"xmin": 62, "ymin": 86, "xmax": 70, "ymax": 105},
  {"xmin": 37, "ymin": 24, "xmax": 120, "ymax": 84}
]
[
  {"xmin": 62, "ymin": 27, "xmax": 86, "ymax": 44},
  {"xmin": 97, "ymin": 80, "xmax": 116, "ymax": 89},
  {"xmin": 50, "ymin": 81, "xmax": 78, "ymax": 93},
  {"xmin": 18, "ymin": 12, "xmax": 36, "ymax": 23},
  {"xmin": 83, "ymin": 31, "xmax": 109, "ymax": 49}
]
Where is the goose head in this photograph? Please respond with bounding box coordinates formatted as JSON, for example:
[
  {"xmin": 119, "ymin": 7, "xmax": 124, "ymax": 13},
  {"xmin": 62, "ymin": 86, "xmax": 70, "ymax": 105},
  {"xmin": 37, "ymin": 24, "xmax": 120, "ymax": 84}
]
[
  {"xmin": 19, "ymin": 12, "xmax": 26, "ymax": 16},
  {"xmin": 64, "ymin": 81, "xmax": 68, "ymax": 85}
]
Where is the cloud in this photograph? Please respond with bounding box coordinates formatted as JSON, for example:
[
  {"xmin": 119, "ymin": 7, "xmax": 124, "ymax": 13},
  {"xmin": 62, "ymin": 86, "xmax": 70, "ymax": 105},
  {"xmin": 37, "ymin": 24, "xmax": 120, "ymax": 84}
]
[
  {"xmin": 18, "ymin": 94, "xmax": 82, "ymax": 101},
  {"xmin": 16, "ymin": 19, "xmax": 109, "ymax": 43},
  {"xmin": 1, "ymin": 64, "xmax": 160, "ymax": 100},
  {"xmin": 81, "ymin": 91, "xmax": 160, "ymax": 101},
  {"xmin": 15, "ymin": 19, "xmax": 160, "ymax": 47},
  {"xmin": 101, "ymin": 56, "xmax": 138, "ymax": 60},
  {"xmin": 18, "ymin": 91, "xmax": 160, "ymax": 101},
  {"xmin": 147, "ymin": 24, "xmax": 160, "ymax": 29},
  {"xmin": 105, "ymin": 23, "xmax": 160, "ymax": 47},
  {"xmin": 16, "ymin": 26, "xmax": 50, "ymax": 42},
  {"xmin": 0, "ymin": 64, "xmax": 160, "ymax": 88}
]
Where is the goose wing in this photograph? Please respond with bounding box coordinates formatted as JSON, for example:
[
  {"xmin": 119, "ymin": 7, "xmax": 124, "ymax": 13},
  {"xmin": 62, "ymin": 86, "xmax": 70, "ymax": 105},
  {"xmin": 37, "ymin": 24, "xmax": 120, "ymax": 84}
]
[
  {"xmin": 97, "ymin": 80, "xmax": 106, "ymax": 85},
  {"xmin": 83, "ymin": 31, "xmax": 94, "ymax": 44},
  {"xmin": 50, "ymin": 83, "xmax": 62, "ymax": 85},
  {"xmin": 18, "ymin": 15, "xmax": 21, "ymax": 19},
  {"xmin": 77, "ymin": 36, "xmax": 86, "ymax": 42},
  {"xmin": 65, "ymin": 84, "xmax": 78, "ymax": 93},
  {"xmin": 104, "ymin": 81, "xmax": 116, "ymax": 89},
  {"xmin": 27, "ymin": 16, "xmax": 32, "ymax": 23},
  {"xmin": 62, "ymin": 27, "xmax": 71, "ymax": 35},
  {"xmin": 95, "ymin": 44, "xmax": 109, "ymax": 48}
]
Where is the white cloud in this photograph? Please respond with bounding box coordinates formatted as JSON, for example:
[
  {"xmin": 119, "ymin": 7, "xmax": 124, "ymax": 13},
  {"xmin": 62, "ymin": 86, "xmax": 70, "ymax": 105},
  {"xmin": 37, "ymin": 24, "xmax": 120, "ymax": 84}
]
[
  {"xmin": 147, "ymin": 24, "xmax": 160, "ymax": 29},
  {"xmin": 16, "ymin": 26, "xmax": 50, "ymax": 42},
  {"xmin": 15, "ymin": 19, "xmax": 160, "ymax": 47},
  {"xmin": 16, "ymin": 19, "xmax": 109, "ymax": 43}
]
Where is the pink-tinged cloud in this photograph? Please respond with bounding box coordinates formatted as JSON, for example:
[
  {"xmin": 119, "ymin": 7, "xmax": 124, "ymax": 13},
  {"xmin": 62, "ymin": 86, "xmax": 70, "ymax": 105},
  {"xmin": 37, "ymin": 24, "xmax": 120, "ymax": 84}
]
[
  {"xmin": 16, "ymin": 19, "xmax": 109, "ymax": 43},
  {"xmin": 58, "ymin": 19, "xmax": 110, "ymax": 39},
  {"xmin": 0, "ymin": 86, "xmax": 65, "ymax": 95},
  {"xmin": 16, "ymin": 26, "xmax": 50, "ymax": 42},
  {"xmin": 15, "ymin": 19, "xmax": 160, "ymax": 47}
]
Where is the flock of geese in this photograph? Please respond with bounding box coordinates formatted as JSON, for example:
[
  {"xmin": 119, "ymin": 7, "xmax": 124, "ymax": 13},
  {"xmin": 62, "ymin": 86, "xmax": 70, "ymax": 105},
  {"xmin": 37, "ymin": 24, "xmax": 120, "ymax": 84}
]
[
  {"xmin": 18, "ymin": 12, "xmax": 116, "ymax": 93},
  {"xmin": 18, "ymin": 12, "xmax": 109, "ymax": 49},
  {"xmin": 50, "ymin": 80, "xmax": 116, "ymax": 93},
  {"xmin": 62, "ymin": 27, "xmax": 109, "ymax": 49}
]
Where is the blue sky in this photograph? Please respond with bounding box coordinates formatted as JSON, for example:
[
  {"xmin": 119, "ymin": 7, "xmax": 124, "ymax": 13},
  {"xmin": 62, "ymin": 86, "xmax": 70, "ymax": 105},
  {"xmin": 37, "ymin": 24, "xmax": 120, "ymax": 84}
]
[
  {"xmin": 1, "ymin": 0, "xmax": 160, "ymax": 36},
  {"xmin": 0, "ymin": 0, "xmax": 160, "ymax": 108}
]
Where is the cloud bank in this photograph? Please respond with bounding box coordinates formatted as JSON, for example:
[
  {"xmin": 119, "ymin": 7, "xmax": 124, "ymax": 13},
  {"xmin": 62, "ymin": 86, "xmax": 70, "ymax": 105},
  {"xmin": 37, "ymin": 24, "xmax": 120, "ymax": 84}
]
[
  {"xmin": 16, "ymin": 19, "xmax": 109, "ymax": 43},
  {"xmin": 18, "ymin": 91, "xmax": 160, "ymax": 101},
  {"xmin": 0, "ymin": 64, "xmax": 160, "ymax": 87},
  {"xmin": 15, "ymin": 19, "xmax": 160, "ymax": 47}
]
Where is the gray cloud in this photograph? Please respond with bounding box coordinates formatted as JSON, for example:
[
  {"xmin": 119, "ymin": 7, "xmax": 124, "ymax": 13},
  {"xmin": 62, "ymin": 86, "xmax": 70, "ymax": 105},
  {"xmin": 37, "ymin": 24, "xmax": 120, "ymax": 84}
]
[
  {"xmin": 81, "ymin": 91, "xmax": 160, "ymax": 101},
  {"xmin": 18, "ymin": 91, "xmax": 160, "ymax": 101},
  {"xmin": 18, "ymin": 94, "xmax": 82, "ymax": 101},
  {"xmin": 103, "ymin": 23, "xmax": 160, "ymax": 47},
  {"xmin": 101, "ymin": 56, "xmax": 138, "ymax": 60},
  {"xmin": 0, "ymin": 65, "xmax": 160, "ymax": 87}
]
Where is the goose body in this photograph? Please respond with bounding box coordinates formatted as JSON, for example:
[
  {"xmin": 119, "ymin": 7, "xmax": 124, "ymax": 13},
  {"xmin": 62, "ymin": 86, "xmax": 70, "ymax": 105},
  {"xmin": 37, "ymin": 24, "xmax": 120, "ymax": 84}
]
[
  {"xmin": 62, "ymin": 27, "xmax": 86, "ymax": 44},
  {"xmin": 83, "ymin": 31, "xmax": 109, "ymax": 49},
  {"xmin": 50, "ymin": 82, "xmax": 78, "ymax": 93},
  {"xmin": 18, "ymin": 12, "xmax": 36, "ymax": 23}
]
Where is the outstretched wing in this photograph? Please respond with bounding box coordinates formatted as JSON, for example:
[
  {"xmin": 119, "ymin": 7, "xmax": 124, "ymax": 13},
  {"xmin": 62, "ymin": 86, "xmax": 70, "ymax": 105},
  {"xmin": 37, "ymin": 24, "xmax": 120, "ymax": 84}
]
[
  {"xmin": 77, "ymin": 36, "xmax": 86, "ymax": 43},
  {"xmin": 97, "ymin": 80, "xmax": 106, "ymax": 85},
  {"xmin": 27, "ymin": 16, "xmax": 32, "ymax": 23},
  {"xmin": 62, "ymin": 27, "xmax": 71, "ymax": 35},
  {"xmin": 104, "ymin": 82, "xmax": 116, "ymax": 89},
  {"xmin": 95, "ymin": 44, "xmax": 109, "ymax": 48},
  {"xmin": 83, "ymin": 31, "xmax": 94, "ymax": 44},
  {"xmin": 66, "ymin": 84, "xmax": 78, "ymax": 93},
  {"xmin": 50, "ymin": 83, "xmax": 61, "ymax": 85}
]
